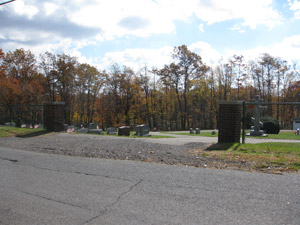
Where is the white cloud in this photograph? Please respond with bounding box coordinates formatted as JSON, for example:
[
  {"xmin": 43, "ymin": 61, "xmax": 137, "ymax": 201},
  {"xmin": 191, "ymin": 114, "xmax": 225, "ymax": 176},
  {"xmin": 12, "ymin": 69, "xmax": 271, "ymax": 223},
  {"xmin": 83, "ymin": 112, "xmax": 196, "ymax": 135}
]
[
  {"xmin": 99, "ymin": 36, "xmax": 300, "ymax": 71},
  {"xmin": 99, "ymin": 42, "xmax": 222, "ymax": 70},
  {"xmin": 11, "ymin": 0, "xmax": 39, "ymax": 19},
  {"xmin": 194, "ymin": 0, "xmax": 282, "ymax": 29},
  {"xmin": 225, "ymin": 35, "xmax": 300, "ymax": 64},
  {"xmin": 198, "ymin": 24, "xmax": 204, "ymax": 33},
  {"xmin": 100, "ymin": 46, "xmax": 174, "ymax": 71},
  {"xmin": 289, "ymin": 0, "xmax": 300, "ymax": 19},
  {"xmin": 44, "ymin": 2, "xmax": 58, "ymax": 16},
  {"xmin": 189, "ymin": 41, "xmax": 221, "ymax": 65},
  {"xmin": 64, "ymin": 0, "xmax": 282, "ymax": 40}
]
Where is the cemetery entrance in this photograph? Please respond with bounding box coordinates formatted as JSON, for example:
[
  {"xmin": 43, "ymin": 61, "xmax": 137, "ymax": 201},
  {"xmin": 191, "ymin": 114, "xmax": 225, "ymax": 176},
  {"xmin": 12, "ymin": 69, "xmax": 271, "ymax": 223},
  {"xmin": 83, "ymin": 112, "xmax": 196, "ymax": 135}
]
[{"xmin": 242, "ymin": 99, "xmax": 300, "ymax": 146}]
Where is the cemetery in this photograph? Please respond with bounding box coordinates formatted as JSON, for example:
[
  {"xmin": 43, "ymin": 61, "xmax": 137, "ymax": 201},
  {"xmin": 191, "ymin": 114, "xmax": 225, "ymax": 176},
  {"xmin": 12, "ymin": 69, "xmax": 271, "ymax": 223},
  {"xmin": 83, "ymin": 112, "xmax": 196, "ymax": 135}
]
[{"xmin": 0, "ymin": 95, "xmax": 299, "ymax": 173}]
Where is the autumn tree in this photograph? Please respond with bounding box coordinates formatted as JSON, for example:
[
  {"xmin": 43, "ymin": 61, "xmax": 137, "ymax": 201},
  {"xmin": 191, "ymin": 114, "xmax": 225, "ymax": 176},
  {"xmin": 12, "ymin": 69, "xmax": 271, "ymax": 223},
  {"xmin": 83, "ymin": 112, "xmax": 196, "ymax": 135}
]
[
  {"xmin": 3, "ymin": 49, "xmax": 45, "ymax": 105},
  {"xmin": 172, "ymin": 45, "xmax": 208, "ymax": 129},
  {"xmin": 55, "ymin": 54, "xmax": 78, "ymax": 124},
  {"xmin": 39, "ymin": 52, "xmax": 58, "ymax": 102}
]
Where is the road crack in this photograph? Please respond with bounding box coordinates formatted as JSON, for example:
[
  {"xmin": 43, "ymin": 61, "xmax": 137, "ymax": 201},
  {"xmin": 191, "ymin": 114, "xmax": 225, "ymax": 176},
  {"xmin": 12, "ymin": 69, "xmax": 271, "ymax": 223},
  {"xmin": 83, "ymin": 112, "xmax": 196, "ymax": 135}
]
[
  {"xmin": 0, "ymin": 157, "xmax": 18, "ymax": 163},
  {"xmin": 0, "ymin": 184, "xmax": 83, "ymax": 209},
  {"xmin": 83, "ymin": 179, "xmax": 143, "ymax": 225}
]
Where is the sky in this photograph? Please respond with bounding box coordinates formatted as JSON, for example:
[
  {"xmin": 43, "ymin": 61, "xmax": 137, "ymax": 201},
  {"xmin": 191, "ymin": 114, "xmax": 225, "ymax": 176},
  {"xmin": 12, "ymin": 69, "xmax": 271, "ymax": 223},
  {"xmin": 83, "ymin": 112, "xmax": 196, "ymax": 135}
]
[{"xmin": 1, "ymin": 0, "xmax": 300, "ymax": 71}]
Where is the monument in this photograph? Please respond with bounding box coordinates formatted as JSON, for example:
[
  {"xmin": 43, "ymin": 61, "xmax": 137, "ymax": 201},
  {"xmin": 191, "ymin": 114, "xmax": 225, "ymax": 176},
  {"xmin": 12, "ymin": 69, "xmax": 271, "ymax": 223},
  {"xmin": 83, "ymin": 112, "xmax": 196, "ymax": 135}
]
[
  {"xmin": 107, "ymin": 127, "xmax": 117, "ymax": 135},
  {"xmin": 135, "ymin": 124, "xmax": 151, "ymax": 137},
  {"xmin": 88, "ymin": 123, "xmax": 103, "ymax": 135},
  {"xmin": 118, "ymin": 126, "xmax": 130, "ymax": 136},
  {"xmin": 247, "ymin": 96, "xmax": 268, "ymax": 137}
]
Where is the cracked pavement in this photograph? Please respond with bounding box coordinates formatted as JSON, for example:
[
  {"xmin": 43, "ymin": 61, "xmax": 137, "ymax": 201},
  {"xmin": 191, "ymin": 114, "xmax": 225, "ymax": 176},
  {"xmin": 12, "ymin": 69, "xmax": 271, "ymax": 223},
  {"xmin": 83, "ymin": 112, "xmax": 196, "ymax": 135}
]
[{"xmin": 0, "ymin": 146, "xmax": 299, "ymax": 225}]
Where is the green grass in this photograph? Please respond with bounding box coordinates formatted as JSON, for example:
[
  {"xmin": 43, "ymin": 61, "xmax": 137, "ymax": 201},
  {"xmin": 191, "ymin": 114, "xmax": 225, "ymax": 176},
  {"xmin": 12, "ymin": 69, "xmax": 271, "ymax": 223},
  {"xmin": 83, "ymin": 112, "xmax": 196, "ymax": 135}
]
[
  {"xmin": 0, "ymin": 126, "xmax": 45, "ymax": 138},
  {"xmin": 166, "ymin": 130, "xmax": 300, "ymax": 140},
  {"xmin": 166, "ymin": 131, "xmax": 218, "ymax": 137},
  {"xmin": 247, "ymin": 131, "xmax": 300, "ymax": 140},
  {"xmin": 205, "ymin": 142, "xmax": 300, "ymax": 171}
]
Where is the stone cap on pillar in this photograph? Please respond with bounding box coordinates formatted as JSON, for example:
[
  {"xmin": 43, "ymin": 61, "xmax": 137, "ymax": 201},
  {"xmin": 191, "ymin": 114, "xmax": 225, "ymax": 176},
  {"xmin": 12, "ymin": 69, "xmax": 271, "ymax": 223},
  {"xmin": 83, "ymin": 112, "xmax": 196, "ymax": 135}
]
[
  {"xmin": 219, "ymin": 100, "xmax": 243, "ymax": 105},
  {"xmin": 45, "ymin": 102, "xmax": 65, "ymax": 106}
]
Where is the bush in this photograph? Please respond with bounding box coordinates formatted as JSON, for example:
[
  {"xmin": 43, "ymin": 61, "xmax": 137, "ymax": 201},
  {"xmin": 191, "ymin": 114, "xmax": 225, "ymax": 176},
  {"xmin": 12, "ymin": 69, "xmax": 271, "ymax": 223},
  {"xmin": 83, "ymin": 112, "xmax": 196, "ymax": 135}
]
[{"xmin": 261, "ymin": 117, "xmax": 280, "ymax": 134}]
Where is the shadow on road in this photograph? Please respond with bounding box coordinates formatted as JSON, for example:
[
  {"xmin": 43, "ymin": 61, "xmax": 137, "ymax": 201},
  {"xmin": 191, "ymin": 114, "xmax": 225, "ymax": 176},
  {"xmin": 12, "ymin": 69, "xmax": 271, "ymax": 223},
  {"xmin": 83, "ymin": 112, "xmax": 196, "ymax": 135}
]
[
  {"xmin": 205, "ymin": 142, "xmax": 240, "ymax": 151},
  {"xmin": 16, "ymin": 130, "xmax": 51, "ymax": 138}
]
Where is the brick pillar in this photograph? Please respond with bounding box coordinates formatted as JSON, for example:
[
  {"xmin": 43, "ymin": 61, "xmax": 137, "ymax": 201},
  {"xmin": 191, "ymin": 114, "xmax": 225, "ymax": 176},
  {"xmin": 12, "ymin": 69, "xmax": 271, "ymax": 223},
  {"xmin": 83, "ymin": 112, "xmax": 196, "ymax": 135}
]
[
  {"xmin": 218, "ymin": 101, "xmax": 243, "ymax": 143},
  {"xmin": 44, "ymin": 102, "xmax": 65, "ymax": 132}
]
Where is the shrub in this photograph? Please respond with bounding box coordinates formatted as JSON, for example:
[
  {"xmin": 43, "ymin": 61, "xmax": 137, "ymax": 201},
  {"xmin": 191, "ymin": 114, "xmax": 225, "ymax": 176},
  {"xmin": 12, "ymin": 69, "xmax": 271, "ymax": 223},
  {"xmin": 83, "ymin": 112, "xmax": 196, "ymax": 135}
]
[{"xmin": 261, "ymin": 117, "xmax": 280, "ymax": 134}]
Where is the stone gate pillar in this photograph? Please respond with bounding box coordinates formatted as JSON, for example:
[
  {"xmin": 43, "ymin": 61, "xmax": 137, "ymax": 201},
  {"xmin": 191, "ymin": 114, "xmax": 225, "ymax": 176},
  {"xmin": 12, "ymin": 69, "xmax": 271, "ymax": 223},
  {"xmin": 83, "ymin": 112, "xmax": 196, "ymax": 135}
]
[
  {"xmin": 44, "ymin": 102, "xmax": 65, "ymax": 132},
  {"xmin": 218, "ymin": 101, "xmax": 243, "ymax": 143}
]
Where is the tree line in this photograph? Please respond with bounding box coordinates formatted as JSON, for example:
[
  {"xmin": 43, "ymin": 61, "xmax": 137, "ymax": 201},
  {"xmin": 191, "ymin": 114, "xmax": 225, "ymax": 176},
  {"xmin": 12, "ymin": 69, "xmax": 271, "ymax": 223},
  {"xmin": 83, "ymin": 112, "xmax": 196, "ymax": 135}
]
[{"xmin": 0, "ymin": 46, "xmax": 299, "ymax": 130}]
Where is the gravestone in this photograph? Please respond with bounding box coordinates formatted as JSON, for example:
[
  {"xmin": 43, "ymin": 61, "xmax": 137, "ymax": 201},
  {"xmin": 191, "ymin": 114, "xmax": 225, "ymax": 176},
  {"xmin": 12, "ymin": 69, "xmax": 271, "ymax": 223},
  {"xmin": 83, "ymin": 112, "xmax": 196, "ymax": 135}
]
[
  {"xmin": 118, "ymin": 126, "xmax": 130, "ymax": 136},
  {"xmin": 195, "ymin": 128, "xmax": 200, "ymax": 134},
  {"xmin": 88, "ymin": 123, "xmax": 103, "ymax": 135},
  {"xmin": 292, "ymin": 117, "xmax": 300, "ymax": 130},
  {"xmin": 190, "ymin": 128, "xmax": 194, "ymax": 134},
  {"xmin": 135, "ymin": 124, "xmax": 151, "ymax": 137},
  {"xmin": 36, "ymin": 124, "xmax": 44, "ymax": 129},
  {"xmin": 107, "ymin": 127, "xmax": 117, "ymax": 135},
  {"xmin": 76, "ymin": 128, "xmax": 88, "ymax": 133},
  {"xmin": 247, "ymin": 96, "xmax": 268, "ymax": 137},
  {"xmin": 5, "ymin": 122, "xmax": 16, "ymax": 127}
]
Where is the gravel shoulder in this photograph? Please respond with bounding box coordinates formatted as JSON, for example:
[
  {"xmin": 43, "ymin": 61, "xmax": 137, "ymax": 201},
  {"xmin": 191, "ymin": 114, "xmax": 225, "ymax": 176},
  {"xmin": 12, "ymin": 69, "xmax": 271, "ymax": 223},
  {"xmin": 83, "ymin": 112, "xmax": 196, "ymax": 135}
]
[{"xmin": 0, "ymin": 132, "xmax": 289, "ymax": 173}]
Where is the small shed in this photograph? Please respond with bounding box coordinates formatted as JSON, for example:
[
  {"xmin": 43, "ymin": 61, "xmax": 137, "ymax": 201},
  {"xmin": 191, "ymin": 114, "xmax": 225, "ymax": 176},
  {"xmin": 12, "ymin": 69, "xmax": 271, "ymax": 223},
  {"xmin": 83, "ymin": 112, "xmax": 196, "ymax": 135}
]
[{"xmin": 293, "ymin": 117, "xmax": 300, "ymax": 130}]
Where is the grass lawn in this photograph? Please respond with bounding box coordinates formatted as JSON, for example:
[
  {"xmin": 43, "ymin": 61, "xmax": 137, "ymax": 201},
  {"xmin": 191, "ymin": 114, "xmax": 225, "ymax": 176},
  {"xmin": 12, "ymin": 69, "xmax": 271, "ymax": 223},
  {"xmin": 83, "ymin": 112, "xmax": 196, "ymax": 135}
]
[
  {"xmin": 247, "ymin": 131, "xmax": 300, "ymax": 140},
  {"xmin": 170, "ymin": 131, "xmax": 300, "ymax": 140},
  {"xmin": 0, "ymin": 126, "xmax": 45, "ymax": 138},
  {"xmin": 166, "ymin": 131, "xmax": 218, "ymax": 137},
  {"xmin": 205, "ymin": 142, "xmax": 300, "ymax": 171}
]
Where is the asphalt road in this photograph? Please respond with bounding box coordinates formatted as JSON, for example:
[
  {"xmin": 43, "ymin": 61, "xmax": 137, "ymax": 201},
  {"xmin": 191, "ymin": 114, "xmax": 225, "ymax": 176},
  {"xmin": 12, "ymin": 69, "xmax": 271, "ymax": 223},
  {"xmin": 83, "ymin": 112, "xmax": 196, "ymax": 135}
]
[{"xmin": 0, "ymin": 146, "xmax": 299, "ymax": 225}]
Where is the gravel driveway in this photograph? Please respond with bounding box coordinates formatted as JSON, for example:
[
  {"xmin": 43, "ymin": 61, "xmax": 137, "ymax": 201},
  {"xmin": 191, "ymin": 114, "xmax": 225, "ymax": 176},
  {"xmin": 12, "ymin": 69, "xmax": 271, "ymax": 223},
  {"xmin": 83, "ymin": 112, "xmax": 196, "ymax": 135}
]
[{"xmin": 0, "ymin": 132, "xmax": 269, "ymax": 172}]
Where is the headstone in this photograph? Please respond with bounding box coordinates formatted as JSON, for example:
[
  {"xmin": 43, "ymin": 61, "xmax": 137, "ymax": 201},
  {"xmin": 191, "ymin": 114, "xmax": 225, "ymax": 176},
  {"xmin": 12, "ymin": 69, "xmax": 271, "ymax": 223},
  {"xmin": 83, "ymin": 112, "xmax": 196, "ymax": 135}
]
[
  {"xmin": 5, "ymin": 122, "xmax": 16, "ymax": 127},
  {"xmin": 88, "ymin": 123, "xmax": 98, "ymax": 129},
  {"xmin": 67, "ymin": 125, "xmax": 75, "ymax": 133},
  {"xmin": 293, "ymin": 118, "xmax": 300, "ymax": 130},
  {"xmin": 195, "ymin": 128, "xmax": 200, "ymax": 134},
  {"xmin": 135, "ymin": 124, "xmax": 151, "ymax": 137},
  {"xmin": 247, "ymin": 96, "xmax": 268, "ymax": 137},
  {"xmin": 189, "ymin": 128, "xmax": 194, "ymax": 134},
  {"xmin": 107, "ymin": 127, "xmax": 117, "ymax": 135},
  {"xmin": 118, "ymin": 126, "xmax": 130, "ymax": 136},
  {"xmin": 76, "ymin": 128, "xmax": 88, "ymax": 133},
  {"xmin": 88, "ymin": 123, "xmax": 103, "ymax": 135},
  {"xmin": 36, "ymin": 124, "xmax": 44, "ymax": 129}
]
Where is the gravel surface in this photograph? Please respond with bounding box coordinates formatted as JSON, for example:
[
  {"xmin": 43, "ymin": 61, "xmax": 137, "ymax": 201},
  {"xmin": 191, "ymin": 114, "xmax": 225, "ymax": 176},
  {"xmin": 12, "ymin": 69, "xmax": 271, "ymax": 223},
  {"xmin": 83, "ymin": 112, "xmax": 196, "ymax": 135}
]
[{"xmin": 0, "ymin": 132, "xmax": 280, "ymax": 173}]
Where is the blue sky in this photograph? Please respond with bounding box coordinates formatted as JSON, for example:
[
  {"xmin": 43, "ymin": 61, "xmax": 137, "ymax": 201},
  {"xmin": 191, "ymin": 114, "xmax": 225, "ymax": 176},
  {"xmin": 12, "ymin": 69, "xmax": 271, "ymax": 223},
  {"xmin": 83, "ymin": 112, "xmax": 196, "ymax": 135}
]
[{"xmin": 1, "ymin": 0, "xmax": 300, "ymax": 70}]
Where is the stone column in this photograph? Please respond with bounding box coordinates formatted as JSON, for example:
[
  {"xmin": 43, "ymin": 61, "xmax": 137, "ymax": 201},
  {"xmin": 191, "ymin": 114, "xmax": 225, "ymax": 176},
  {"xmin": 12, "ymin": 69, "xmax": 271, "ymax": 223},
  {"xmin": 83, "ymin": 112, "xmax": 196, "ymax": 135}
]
[
  {"xmin": 218, "ymin": 101, "xmax": 243, "ymax": 143},
  {"xmin": 44, "ymin": 102, "xmax": 65, "ymax": 132}
]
